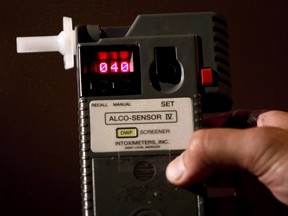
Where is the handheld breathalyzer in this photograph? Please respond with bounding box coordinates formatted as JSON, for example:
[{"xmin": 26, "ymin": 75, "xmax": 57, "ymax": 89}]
[{"xmin": 16, "ymin": 12, "xmax": 232, "ymax": 216}]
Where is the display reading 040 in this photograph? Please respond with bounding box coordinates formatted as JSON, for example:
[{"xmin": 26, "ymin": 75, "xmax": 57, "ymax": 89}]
[{"xmin": 87, "ymin": 50, "xmax": 134, "ymax": 74}]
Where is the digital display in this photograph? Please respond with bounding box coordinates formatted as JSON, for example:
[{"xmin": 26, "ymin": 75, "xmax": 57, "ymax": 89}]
[
  {"xmin": 91, "ymin": 51, "xmax": 134, "ymax": 74},
  {"xmin": 80, "ymin": 45, "xmax": 141, "ymax": 97}
]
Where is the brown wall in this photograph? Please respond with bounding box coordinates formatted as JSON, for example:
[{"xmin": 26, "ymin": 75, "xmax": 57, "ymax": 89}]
[{"xmin": 1, "ymin": 0, "xmax": 288, "ymax": 215}]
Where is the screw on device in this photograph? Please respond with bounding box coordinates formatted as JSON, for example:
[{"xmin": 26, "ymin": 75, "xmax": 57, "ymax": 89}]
[{"xmin": 16, "ymin": 17, "xmax": 75, "ymax": 69}]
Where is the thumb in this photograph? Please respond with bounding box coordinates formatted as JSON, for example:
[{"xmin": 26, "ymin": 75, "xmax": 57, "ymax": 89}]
[
  {"xmin": 258, "ymin": 110, "xmax": 288, "ymax": 129},
  {"xmin": 166, "ymin": 127, "xmax": 288, "ymax": 205},
  {"xmin": 166, "ymin": 128, "xmax": 256, "ymax": 185}
]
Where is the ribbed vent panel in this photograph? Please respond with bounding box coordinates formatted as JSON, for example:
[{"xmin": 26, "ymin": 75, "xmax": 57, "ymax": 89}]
[{"xmin": 213, "ymin": 15, "xmax": 231, "ymax": 84}]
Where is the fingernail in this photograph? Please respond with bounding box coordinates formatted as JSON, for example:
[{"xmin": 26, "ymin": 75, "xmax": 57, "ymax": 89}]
[
  {"xmin": 257, "ymin": 111, "xmax": 269, "ymax": 127},
  {"xmin": 247, "ymin": 110, "xmax": 268, "ymax": 126},
  {"xmin": 166, "ymin": 154, "xmax": 186, "ymax": 182}
]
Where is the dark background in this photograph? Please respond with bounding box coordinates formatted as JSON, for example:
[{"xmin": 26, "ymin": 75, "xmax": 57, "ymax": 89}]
[{"xmin": 1, "ymin": 0, "xmax": 288, "ymax": 215}]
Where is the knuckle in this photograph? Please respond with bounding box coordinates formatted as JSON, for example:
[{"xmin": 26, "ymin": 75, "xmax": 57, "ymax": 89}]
[{"xmin": 188, "ymin": 129, "xmax": 210, "ymax": 156}]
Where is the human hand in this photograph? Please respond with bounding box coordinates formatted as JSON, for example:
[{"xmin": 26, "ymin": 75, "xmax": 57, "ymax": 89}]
[{"xmin": 166, "ymin": 110, "xmax": 288, "ymax": 205}]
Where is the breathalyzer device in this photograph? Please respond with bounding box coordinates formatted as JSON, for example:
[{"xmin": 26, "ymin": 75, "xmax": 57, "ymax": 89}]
[{"xmin": 16, "ymin": 12, "xmax": 232, "ymax": 216}]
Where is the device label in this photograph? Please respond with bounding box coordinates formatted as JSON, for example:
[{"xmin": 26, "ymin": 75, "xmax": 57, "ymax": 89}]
[{"xmin": 89, "ymin": 98, "xmax": 193, "ymax": 153}]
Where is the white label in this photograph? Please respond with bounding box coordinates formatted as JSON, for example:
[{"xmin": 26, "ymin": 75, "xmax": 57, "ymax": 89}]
[
  {"xmin": 105, "ymin": 110, "xmax": 177, "ymax": 125},
  {"xmin": 89, "ymin": 98, "xmax": 193, "ymax": 153}
]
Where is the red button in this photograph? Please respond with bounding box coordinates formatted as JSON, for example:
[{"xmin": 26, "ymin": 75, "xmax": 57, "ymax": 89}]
[{"xmin": 201, "ymin": 68, "xmax": 213, "ymax": 86}]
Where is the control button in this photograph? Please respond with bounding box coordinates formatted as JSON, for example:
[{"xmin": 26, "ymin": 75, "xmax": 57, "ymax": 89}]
[
  {"xmin": 201, "ymin": 68, "xmax": 214, "ymax": 86},
  {"xmin": 116, "ymin": 127, "xmax": 138, "ymax": 138}
]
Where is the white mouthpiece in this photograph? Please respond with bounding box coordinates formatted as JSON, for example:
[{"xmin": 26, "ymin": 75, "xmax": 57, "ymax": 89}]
[{"xmin": 16, "ymin": 17, "xmax": 75, "ymax": 70}]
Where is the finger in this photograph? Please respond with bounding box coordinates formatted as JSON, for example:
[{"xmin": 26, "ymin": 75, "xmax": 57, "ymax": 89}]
[
  {"xmin": 202, "ymin": 112, "xmax": 233, "ymax": 128},
  {"xmin": 203, "ymin": 110, "xmax": 266, "ymax": 129},
  {"xmin": 258, "ymin": 110, "xmax": 288, "ymax": 130},
  {"xmin": 166, "ymin": 127, "xmax": 288, "ymax": 205},
  {"xmin": 166, "ymin": 127, "xmax": 284, "ymax": 185},
  {"xmin": 166, "ymin": 128, "xmax": 256, "ymax": 185}
]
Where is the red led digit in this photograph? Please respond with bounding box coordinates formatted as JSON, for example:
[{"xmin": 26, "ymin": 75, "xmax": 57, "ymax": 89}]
[
  {"xmin": 98, "ymin": 52, "xmax": 108, "ymax": 60},
  {"xmin": 99, "ymin": 62, "xmax": 108, "ymax": 73},
  {"xmin": 120, "ymin": 61, "xmax": 129, "ymax": 72},
  {"xmin": 110, "ymin": 62, "xmax": 119, "ymax": 73},
  {"xmin": 94, "ymin": 50, "xmax": 134, "ymax": 74},
  {"xmin": 110, "ymin": 52, "xmax": 118, "ymax": 59},
  {"xmin": 119, "ymin": 51, "xmax": 130, "ymax": 59},
  {"xmin": 91, "ymin": 62, "xmax": 98, "ymax": 73}
]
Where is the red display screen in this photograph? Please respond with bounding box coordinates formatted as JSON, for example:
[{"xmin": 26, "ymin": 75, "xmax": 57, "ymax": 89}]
[
  {"xmin": 91, "ymin": 51, "xmax": 134, "ymax": 74},
  {"xmin": 80, "ymin": 45, "xmax": 141, "ymax": 97}
]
